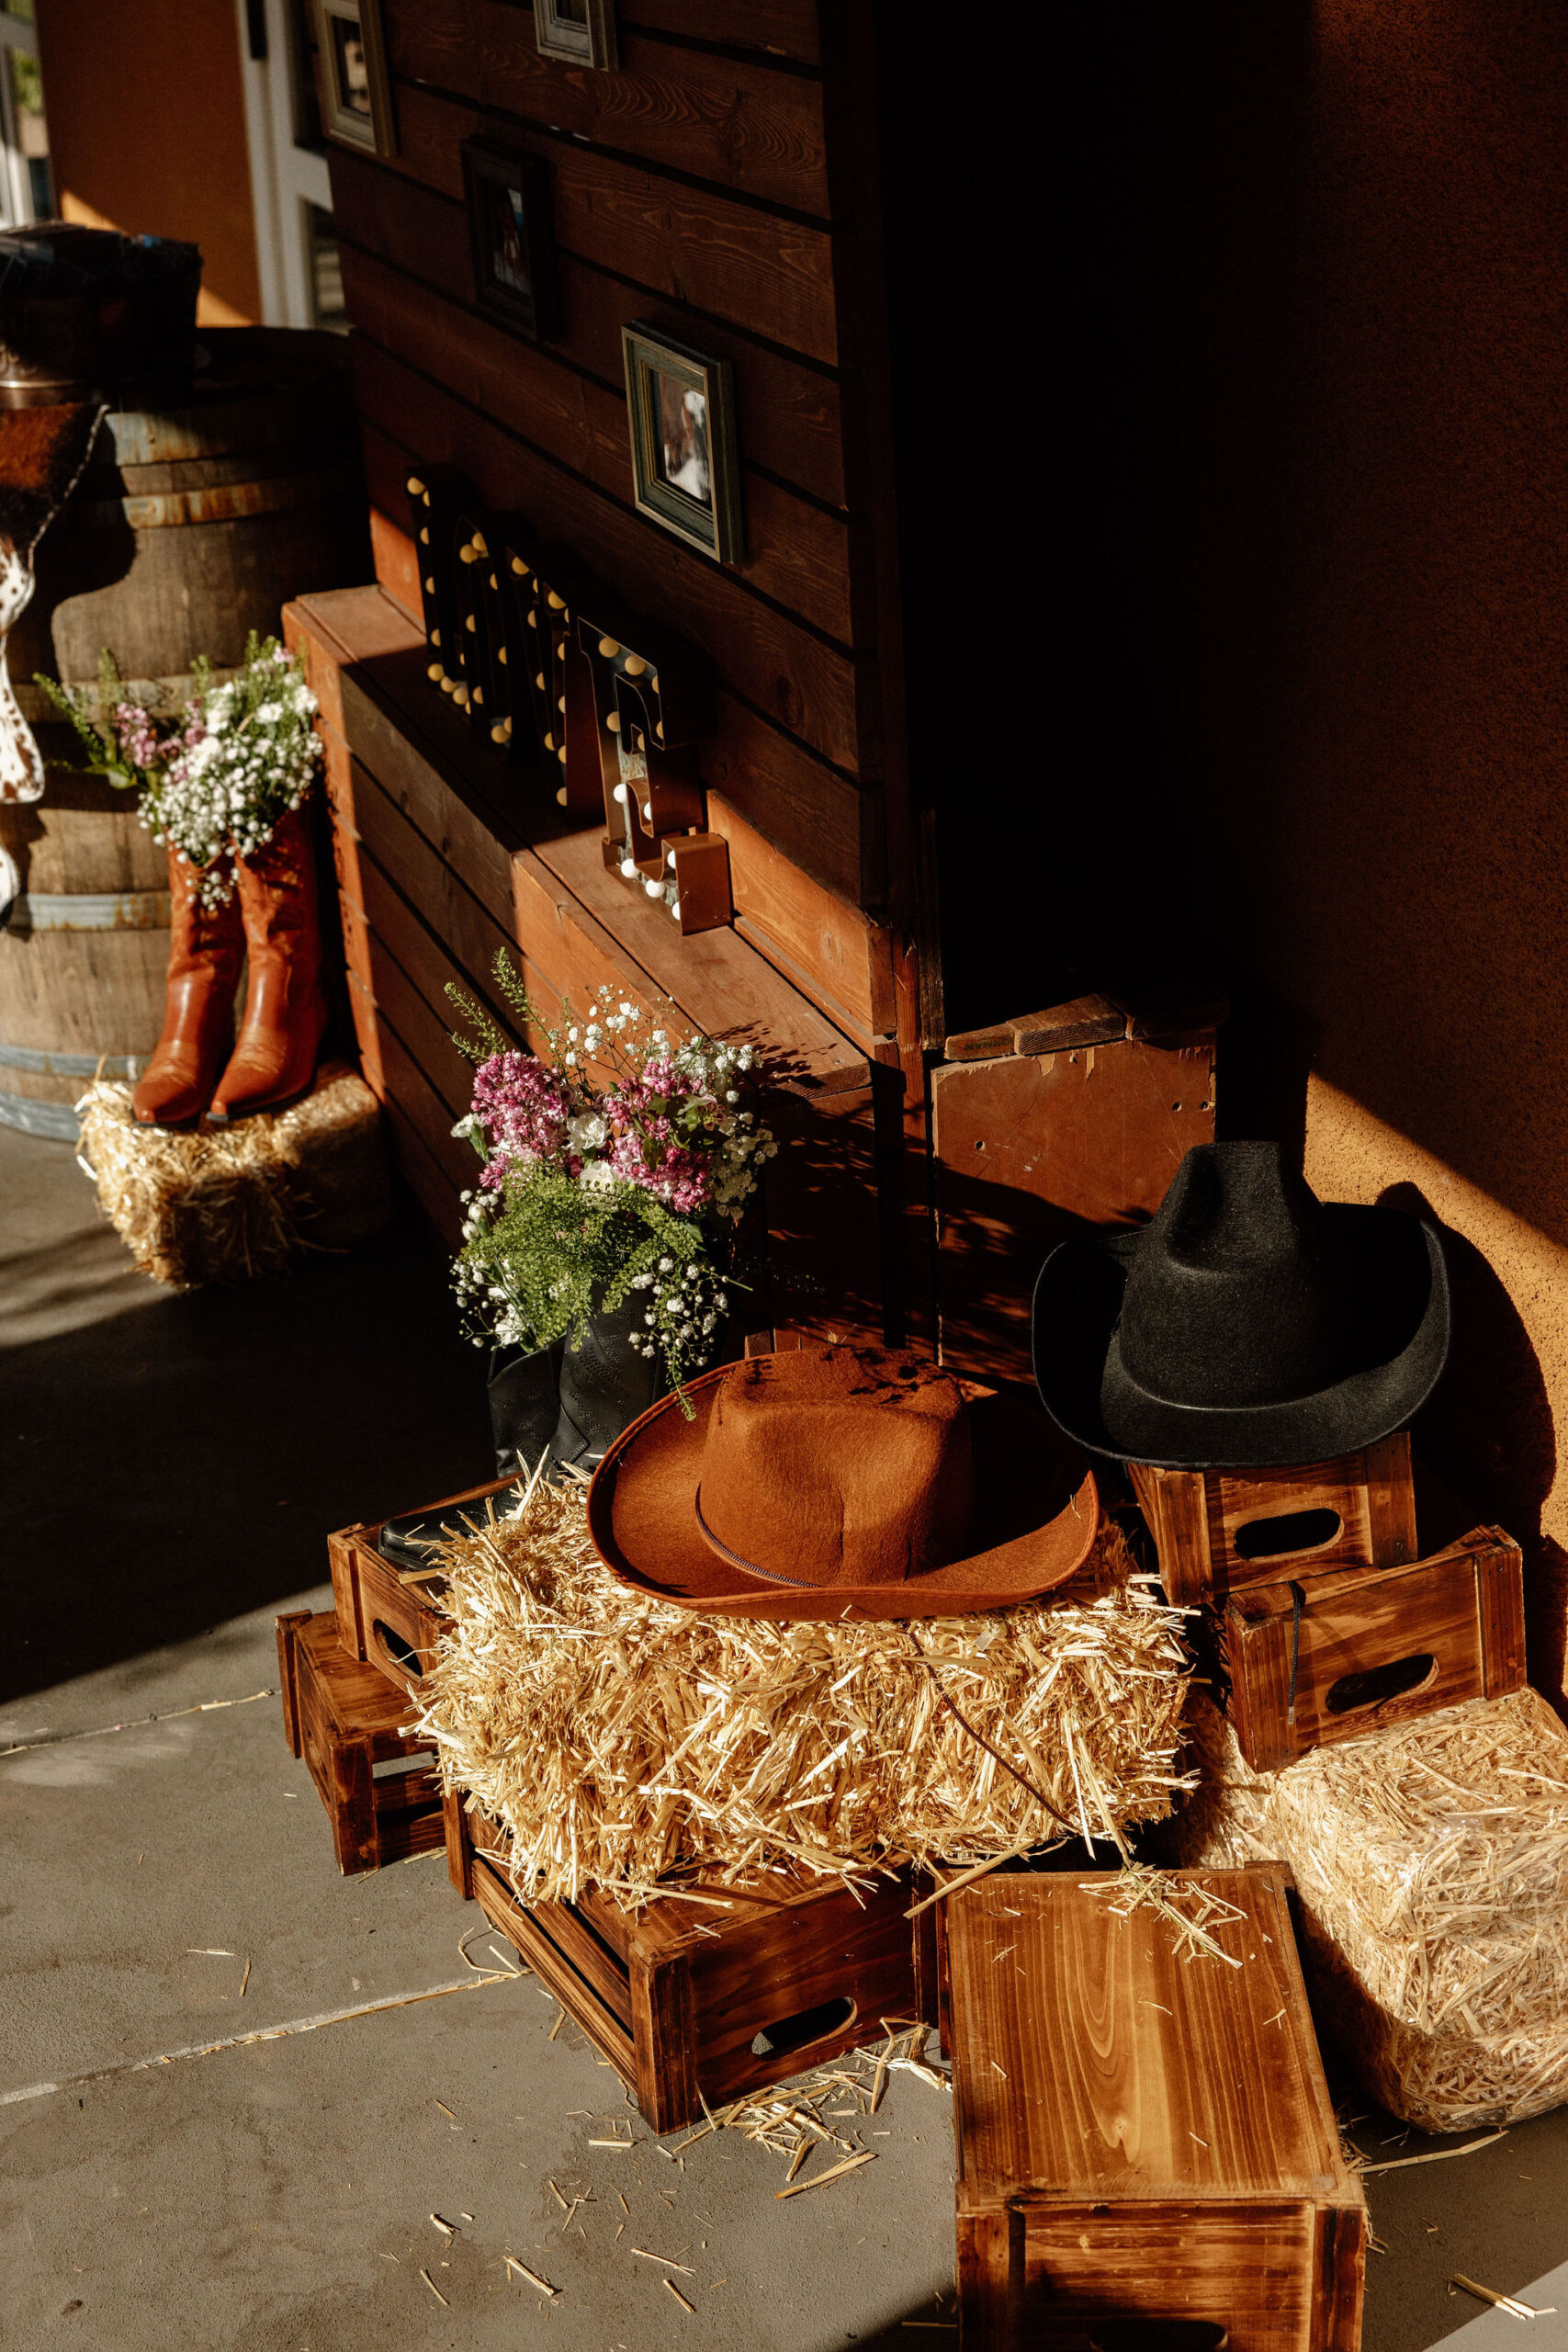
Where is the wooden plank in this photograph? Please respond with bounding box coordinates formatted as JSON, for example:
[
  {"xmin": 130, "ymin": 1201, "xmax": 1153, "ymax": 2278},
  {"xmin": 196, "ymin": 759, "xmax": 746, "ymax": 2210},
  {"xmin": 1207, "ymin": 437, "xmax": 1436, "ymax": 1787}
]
[
  {"xmin": 348, "ymin": 337, "xmax": 869, "ymax": 774},
  {"xmin": 330, "ymin": 154, "xmax": 845, "ymax": 506},
  {"xmin": 359, "ymin": 849, "xmax": 516, "ymax": 1064},
  {"xmin": 383, "ymin": 0, "xmax": 830, "ymax": 216},
  {"xmin": 377, "ymin": 999, "xmax": 481, "ymax": 1199},
  {"xmin": 707, "ymin": 787, "xmax": 894, "ymax": 1040},
  {"xmin": 948, "ymin": 1868, "xmax": 1365, "ymax": 2347},
  {"xmin": 705, "ymin": 685, "xmax": 880, "ymax": 913},
  {"xmin": 472, "ymin": 1860, "xmax": 640, "ymax": 2088},
  {"xmin": 382, "ymin": 1088, "xmax": 467, "ymax": 1248},
  {"xmin": 624, "ymin": 0, "xmax": 819, "ymax": 62},
  {"xmin": 931, "ymin": 1035, "xmax": 1217, "ymax": 1385},
  {"xmin": 1224, "ymin": 1529, "xmax": 1527, "ymax": 1772},
  {"xmin": 339, "ymin": 243, "xmax": 853, "ymax": 640},
  {"xmin": 350, "ymin": 758, "xmax": 518, "ymax": 997},
  {"xmin": 532, "ymin": 826, "xmax": 867, "ymax": 1088},
  {"xmin": 1011, "ymin": 994, "xmax": 1126, "ymax": 1055},
  {"xmin": 1364, "ymin": 1430, "xmax": 1420, "ymax": 1568},
  {"xmin": 355, "ymin": 81, "xmax": 839, "ymax": 366},
  {"xmin": 1133, "ymin": 1441, "xmax": 1417, "ymax": 1608},
  {"xmin": 369, "ymin": 504, "xmax": 422, "ymax": 621}
]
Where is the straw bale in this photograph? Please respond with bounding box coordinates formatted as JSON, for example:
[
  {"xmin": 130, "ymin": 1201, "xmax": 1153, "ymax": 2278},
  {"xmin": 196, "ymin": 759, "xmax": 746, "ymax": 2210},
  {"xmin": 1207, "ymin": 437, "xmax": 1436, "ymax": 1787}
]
[
  {"xmin": 414, "ymin": 1479, "xmax": 1195, "ymax": 1909},
  {"xmin": 1178, "ymin": 1687, "xmax": 1568, "ymax": 2130},
  {"xmin": 76, "ymin": 1064, "xmax": 391, "ymax": 1287}
]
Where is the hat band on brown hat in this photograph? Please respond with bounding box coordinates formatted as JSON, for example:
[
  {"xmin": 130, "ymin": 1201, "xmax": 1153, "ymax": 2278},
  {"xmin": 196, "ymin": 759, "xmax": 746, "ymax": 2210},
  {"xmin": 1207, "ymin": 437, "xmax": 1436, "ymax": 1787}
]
[{"xmin": 694, "ymin": 1485, "xmax": 814, "ymax": 1589}]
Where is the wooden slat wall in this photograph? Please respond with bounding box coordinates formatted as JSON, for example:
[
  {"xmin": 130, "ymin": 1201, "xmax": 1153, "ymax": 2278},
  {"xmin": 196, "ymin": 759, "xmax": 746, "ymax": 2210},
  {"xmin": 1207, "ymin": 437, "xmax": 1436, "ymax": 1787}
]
[
  {"xmin": 329, "ymin": 1, "xmax": 899, "ymax": 929},
  {"xmin": 313, "ymin": 0, "xmax": 931, "ymax": 1347}
]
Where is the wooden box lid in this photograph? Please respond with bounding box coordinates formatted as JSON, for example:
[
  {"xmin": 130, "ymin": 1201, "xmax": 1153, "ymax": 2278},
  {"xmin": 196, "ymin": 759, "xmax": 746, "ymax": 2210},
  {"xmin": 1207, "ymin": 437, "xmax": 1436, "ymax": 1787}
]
[{"xmin": 948, "ymin": 1865, "xmax": 1363, "ymax": 2213}]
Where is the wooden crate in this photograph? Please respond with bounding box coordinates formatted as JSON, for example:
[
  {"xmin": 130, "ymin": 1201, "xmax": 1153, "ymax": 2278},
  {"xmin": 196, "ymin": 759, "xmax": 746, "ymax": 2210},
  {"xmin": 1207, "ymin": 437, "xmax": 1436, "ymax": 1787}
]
[
  {"xmin": 275, "ymin": 1609, "xmax": 444, "ymax": 1875},
  {"xmin": 446, "ymin": 1797, "xmax": 937, "ymax": 2134},
  {"xmin": 949, "ymin": 1865, "xmax": 1366, "ymax": 2351},
  {"xmin": 1130, "ymin": 1435, "xmax": 1416, "ymax": 1608},
  {"xmin": 1219, "ymin": 1526, "xmax": 1526, "ymax": 1772},
  {"xmin": 328, "ymin": 1475, "xmax": 517, "ymax": 1697}
]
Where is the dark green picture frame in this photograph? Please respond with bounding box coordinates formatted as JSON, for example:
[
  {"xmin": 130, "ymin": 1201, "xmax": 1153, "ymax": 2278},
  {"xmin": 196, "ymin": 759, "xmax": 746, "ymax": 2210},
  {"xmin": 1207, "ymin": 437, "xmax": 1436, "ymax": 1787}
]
[{"xmin": 622, "ymin": 323, "xmax": 742, "ymax": 567}]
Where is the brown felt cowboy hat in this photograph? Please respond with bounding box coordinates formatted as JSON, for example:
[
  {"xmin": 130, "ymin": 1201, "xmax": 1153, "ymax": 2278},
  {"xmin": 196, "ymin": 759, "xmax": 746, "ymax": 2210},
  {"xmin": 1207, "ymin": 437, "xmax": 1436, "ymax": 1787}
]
[{"xmin": 585, "ymin": 1343, "xmax": 1100, "ymax": 1620}]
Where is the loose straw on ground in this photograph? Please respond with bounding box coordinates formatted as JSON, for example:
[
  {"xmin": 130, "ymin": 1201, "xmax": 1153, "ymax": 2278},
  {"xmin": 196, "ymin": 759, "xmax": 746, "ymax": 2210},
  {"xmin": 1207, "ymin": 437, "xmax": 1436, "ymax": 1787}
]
[{"xmin": 415, "ymin": 1481, "xmax": 1194, "ymax": 1908}]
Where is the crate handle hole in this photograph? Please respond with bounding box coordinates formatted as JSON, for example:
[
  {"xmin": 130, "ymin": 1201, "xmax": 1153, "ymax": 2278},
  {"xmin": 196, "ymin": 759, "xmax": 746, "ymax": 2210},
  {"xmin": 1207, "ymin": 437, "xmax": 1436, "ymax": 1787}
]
[
  {"xmin": 372, "ymin": 1620, "xmax": 423, "ymax": 1679},
  {"xmin": 1326, "ymin": 1653, "xmax": 1437, "ymax": 1715},
  {"xmin": 750, "ymin": 1996, "xmax": 856, "ymax": 2061},
  {"xmin": 1233, "ymin": 1508, "xmax": 1342, "ymax": 1561}
]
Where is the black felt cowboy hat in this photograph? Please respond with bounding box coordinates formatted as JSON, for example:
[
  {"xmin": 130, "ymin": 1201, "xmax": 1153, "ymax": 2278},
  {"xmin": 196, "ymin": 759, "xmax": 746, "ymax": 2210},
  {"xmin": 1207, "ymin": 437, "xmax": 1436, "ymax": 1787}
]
[
  {"xmin": 1032, "ymin": 1141, "xmax": 1450, "ymax": 1470},
  {"xmin": 587, "ymin": 1343, "xmax": 1100, "ymax": 1620}
]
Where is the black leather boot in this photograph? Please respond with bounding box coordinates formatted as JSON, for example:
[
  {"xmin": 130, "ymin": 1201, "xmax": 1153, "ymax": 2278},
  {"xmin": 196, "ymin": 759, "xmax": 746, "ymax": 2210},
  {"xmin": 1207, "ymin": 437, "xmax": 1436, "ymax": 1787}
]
[
  {"xmin": 378, "ymin": 1339, "xmax": 563, "ymax": 1571},
  {"xmin": 548, "ymin": 1301, "xmax": 667, "ymax": 1476}
]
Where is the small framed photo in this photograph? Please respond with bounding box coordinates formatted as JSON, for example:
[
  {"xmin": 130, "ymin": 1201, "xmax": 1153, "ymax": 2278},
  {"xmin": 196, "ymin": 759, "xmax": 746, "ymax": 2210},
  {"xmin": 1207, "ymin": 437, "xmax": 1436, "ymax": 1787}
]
[
  {"xmin": 533, "ymin": 0, "xmax": 618, "ymax": 71},
  {"xmin": 311, "ymin": 0, "xmax": 396, "ymax": 157},
  {"xmin": 622, "ymin": 324, "xmax": 742, "ymax": 566},
  {"xmin": 461, "ymin": 141, "xmax": 560, "ymax": 341}
]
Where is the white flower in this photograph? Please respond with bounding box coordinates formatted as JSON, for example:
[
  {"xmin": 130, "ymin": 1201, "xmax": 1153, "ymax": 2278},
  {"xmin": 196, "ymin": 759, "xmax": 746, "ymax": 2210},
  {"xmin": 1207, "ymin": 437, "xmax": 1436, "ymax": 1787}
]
[
  {"xmin": 578, "ymin": 1159, "xmax": 617, "ymax": 1192},
  {"xmin": 254, "ymin": 701, "xmax": 284, "ymax": 725},
  {"xmin": 567, "ymin": 1111, "xmax": 608, "ymax": 1152}
]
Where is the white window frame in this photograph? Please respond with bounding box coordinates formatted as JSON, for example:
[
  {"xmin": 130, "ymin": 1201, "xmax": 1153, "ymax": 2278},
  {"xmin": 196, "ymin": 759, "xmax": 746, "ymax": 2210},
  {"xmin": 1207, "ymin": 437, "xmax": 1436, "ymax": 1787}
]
[
  {"xmin": 234, "ymin": 0, "xmax": 335, "ymax": 328},
  {"xmin": 0, "ymin": 9, "xmax": 44, "ymax": 232}
]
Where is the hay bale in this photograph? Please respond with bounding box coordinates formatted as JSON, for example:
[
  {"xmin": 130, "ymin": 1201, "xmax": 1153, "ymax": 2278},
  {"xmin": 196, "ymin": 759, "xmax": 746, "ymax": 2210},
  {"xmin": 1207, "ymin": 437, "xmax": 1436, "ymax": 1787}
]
[
  {"xmin": 1177, "ymin": 1686, "xmax": 1568, "ymax": 2130},
  {"xmin": 413, "ymin": 1476, "xmax": 1196, "ymax": 1911},
  {"xmin": 77, "ymin": 1061, "xmax": 392, "ymax": 1286}
]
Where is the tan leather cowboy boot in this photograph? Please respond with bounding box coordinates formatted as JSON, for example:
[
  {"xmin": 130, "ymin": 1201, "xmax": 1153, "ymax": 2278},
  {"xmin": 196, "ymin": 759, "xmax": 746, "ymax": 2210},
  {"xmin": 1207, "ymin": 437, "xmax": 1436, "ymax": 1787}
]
[
  {"xmin": 131, "ymin": 848, "xmax": 244, "ymax": 1127},
  {"xmin": 207, "ymin": 805, "xmax": 326, "ymax": 1124}
]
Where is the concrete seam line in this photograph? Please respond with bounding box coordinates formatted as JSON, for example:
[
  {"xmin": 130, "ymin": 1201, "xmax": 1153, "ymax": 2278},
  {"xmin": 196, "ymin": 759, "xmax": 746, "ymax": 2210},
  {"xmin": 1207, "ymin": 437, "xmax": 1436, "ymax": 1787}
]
[
  {"xmin": 0, "ymin": 1688, "xmax": 277, "ymax": 1758},
  {"xmin": 0, "ymin": 1973, "xmax": 518, "ymax": 2106}
]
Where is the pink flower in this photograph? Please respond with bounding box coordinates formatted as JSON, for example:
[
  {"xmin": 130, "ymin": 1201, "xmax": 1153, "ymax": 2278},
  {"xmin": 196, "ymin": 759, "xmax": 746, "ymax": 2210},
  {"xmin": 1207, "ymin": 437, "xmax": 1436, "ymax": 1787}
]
[{"xmin": 470, "ymin": 1051, "xmax": 572, "ymax": 1183}]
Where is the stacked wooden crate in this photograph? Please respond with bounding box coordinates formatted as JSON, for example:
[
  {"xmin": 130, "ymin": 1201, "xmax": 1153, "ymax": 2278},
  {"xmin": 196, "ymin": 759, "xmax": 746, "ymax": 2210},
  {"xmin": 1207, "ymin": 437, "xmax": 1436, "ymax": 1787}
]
[{"xmin": 1131, "ymin": 1437, "xmax": 1527, "ymax": 1768}]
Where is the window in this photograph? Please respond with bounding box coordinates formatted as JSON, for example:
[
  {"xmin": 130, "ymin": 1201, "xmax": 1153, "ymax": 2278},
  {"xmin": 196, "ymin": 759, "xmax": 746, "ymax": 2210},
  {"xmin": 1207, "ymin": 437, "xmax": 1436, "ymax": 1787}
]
[
  {"xmin": 235, "ymin": 0, "xmax": 341, "ymax": 327},
  {"xmin": 0, "ymin": 4, "xmax": 51, "ymax": 230}
]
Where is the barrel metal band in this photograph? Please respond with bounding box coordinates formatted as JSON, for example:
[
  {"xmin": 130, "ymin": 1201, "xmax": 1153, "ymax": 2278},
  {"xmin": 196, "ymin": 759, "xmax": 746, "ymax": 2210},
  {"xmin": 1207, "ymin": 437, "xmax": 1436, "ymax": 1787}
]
[
  {"xmin": 0, "ymin": 1038, "xmax": 143, "ymax": 1078},
  {"xmin": 5, "ymin": 889, "xmax": 171, "ymax": 933}
]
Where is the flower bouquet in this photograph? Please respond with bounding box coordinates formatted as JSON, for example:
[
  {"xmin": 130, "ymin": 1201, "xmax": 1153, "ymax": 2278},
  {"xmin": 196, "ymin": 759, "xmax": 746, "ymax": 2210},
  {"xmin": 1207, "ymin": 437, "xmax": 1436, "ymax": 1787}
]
[
  {"xmin": 449, "ymin": 953, "xmax": 777, "ymax": 1403},
  {"xmin": 37, "ymin": 631, "xmax": 321, "ymax": 906}
]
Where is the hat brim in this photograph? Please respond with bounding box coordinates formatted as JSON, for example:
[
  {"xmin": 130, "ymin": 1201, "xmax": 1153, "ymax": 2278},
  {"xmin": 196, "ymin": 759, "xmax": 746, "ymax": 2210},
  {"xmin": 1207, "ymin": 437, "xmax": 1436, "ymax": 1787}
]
[
  {"xmin": 1032, "ymin": 1204, "xmax": 1450, "ymax": 1470},
  {"xmin": 586, "ymin": 1365, "xmax": 1100, "ymax": 1621}
]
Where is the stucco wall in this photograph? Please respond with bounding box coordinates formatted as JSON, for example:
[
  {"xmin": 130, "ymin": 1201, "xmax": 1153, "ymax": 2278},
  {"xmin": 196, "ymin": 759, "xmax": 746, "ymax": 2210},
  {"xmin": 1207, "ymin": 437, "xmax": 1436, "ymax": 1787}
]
[
  {"xmin": 37, "ymin": 0, "xmax": 259, "ymax": 324},
  {"xmin": 1115, "ymin": 3, "xmax": 1568, "ymax": 1689}
]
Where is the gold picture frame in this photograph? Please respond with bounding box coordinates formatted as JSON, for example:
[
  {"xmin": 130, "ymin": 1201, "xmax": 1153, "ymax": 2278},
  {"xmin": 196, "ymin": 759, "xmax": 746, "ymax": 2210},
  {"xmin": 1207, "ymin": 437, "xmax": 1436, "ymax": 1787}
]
[
  {"xmin": 311, "ymin": 0, "xmax": 396, "ymax": 158},
  {"xmin": 533, "ymin": 0, "xmax": 618, "ymax": 73},
  {"xmin": 623, "ymin": 323, "xmax": 742, "ymax": 566}
]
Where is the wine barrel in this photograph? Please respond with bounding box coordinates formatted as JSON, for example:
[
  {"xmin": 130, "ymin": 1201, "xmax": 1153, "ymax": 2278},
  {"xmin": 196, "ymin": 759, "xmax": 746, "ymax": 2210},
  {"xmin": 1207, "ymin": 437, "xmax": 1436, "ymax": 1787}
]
[
  {"xmin": 0, "ymin": 775, "xmax": 169, "ymax": 1136},
  {"xmin": 0, "ymin": 325, "xmax": 370, "ymax": 1138}
]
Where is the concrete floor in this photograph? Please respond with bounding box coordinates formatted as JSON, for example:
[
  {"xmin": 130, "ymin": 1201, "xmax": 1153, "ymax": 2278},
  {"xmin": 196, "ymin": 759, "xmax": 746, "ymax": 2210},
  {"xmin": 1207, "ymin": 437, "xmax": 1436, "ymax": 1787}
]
[{"xmin": 3, "ymin": 1120, "xmax": 1567, "ymax": 2350}]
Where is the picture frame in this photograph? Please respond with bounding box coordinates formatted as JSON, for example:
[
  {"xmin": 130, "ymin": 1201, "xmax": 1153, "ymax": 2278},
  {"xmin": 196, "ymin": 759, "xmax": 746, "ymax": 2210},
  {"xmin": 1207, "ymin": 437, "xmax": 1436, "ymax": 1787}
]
[
  {"xmin": 310, "ymin": 0, "xmax": 396, "ymax": 158},
  {"xmin": 461, "ymin": 141, "xmax": 560, "ymax": 341},
  {"xmin": 622, "ymin": 324, "xmax": 743, "ymax": 566},
  {"xmin": 532, "ymin": 0, "xmax": 618, "ymax": 72}
]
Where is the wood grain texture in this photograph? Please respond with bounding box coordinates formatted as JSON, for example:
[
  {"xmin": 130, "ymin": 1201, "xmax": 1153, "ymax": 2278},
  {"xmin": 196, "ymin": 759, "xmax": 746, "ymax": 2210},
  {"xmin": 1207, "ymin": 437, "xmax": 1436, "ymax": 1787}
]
[
  {"xmin": 1011, "ymin": 995, "xmax": 1128, "ymax": 1056},
  {"xmin": 362, "ymin": 81, "xmax": 839, "ymax": 365},
  {"xmin": 451, "ymin": 1806, "xmax": 927, "ymax": 2132},
  {"xmin": 331, "ymin": 156, "xmax": 847, "ymax": 506},
  {"xmin": 277, "ymin": 1610, "xmax": 446, "ymax": 1875},
  {"xmin": 349, "ymin": 338, "xmax": 868, "ymax": 771},
  {"xmin": 1131, "ymin": 1436, "xmax": 1418, "ymax": 1609},
  {"xmin": 383, "ymin": 0, "xmax": 829, "ymax": 215},
  {"xmin": 931, "ymin": 1036, "xmax": 1217, "ymax": 1385},
  {"xmin": 1223, "ymin": 1526, "xmax": 1527, "ymax": 1772},
  {"xmin": 948, "ymin": 1866, "xmax": 1365, "ymax": 2352},
  {"xmin": 340, "ymin": 248, "xmax": 854, "ymax": 642},
  {"xmin": 708, "ymin": 788, "xmax": 895, "ymax": 1041}
]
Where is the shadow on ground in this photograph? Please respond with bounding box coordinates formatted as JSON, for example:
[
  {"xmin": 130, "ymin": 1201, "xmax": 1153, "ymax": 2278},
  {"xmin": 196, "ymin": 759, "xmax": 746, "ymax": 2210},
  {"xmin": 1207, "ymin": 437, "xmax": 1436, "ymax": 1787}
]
[{"xmin": 1, "ymin": 1216, "xmax": 491, "ymax": 1708}]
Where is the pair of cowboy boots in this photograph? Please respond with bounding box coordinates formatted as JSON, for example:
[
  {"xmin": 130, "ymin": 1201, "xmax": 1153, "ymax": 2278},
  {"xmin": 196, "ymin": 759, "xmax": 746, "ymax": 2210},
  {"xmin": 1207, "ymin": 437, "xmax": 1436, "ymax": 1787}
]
[{"xmin": 132, "ymin": 807, "xmax": 327, "ymax": 1129}]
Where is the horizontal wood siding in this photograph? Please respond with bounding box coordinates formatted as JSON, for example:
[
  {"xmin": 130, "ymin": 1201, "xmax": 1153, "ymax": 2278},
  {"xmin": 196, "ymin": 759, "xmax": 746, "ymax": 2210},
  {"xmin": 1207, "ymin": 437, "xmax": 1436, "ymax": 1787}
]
[{"xmin": 316, "ymin": 0, "xmax": 922, "ymax": 1339}]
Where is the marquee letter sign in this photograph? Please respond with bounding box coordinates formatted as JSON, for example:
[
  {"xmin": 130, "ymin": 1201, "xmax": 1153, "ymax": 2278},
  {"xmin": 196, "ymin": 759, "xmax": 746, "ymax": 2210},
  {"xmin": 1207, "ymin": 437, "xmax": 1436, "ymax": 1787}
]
[{"xmin": 406, "ymin": 467, "xmax": 731, "ymax": 935}]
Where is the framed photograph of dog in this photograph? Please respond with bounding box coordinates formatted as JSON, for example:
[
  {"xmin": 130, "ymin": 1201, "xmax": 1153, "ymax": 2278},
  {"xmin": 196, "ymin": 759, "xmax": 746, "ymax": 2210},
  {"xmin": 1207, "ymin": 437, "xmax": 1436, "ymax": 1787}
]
[
  {"xmin": 622, "ymin": 324, "xmax": 742, "ymax": 565},
  {"xmin": 461, "ymin": 141, "xmax": 560, "ymax": 341},
  {"xmin": 310, "ymin": 0, "xmax": 396, "ymax": 157},
  {"xmin": 533, "ymin": 0, "xmax": 618, "ymax": 72}
]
